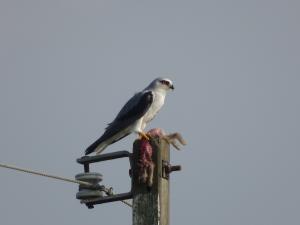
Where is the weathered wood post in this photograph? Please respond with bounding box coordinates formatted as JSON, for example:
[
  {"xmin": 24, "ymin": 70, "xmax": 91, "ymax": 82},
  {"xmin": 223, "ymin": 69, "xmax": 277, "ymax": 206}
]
[{"xmin": 132, "ymin": 137, "xmax": 170, "ymax": 225}]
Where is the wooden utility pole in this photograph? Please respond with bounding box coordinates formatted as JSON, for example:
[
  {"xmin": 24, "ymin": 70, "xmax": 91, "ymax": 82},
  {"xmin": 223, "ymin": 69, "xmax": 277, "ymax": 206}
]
[{"xmin": 132, "ymin": 137, "xmax": 175, "ymax": 225}]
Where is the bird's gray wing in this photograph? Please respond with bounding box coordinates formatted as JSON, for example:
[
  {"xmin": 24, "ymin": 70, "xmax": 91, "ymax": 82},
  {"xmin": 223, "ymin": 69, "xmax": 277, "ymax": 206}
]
[
  {"xmin": 113, "ymin": 91, "xmax": 152, "ymax": 123},
  {"xmin": 85, "ymin": 91, "xmax": 153, "ymax": 155}
]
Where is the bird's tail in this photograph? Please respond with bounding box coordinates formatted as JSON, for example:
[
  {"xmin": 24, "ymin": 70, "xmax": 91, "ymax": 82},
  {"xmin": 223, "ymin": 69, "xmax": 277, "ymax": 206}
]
[
  {"xmin": 95, "ymin": 142, "xmax": 109, "ymax": 155},
  {"xmin": 85, "ymin": 130, "xmax": 130, "ymax": 155},
  {"xmin": 85, "ymin": 139, "xmax": 108, "ymax": 155}
]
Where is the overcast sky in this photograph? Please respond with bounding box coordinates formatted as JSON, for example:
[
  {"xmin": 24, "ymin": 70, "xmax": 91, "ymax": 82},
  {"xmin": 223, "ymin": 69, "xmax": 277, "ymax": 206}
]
[{"xmin": 0, "ymin": 1, "xmax": 300, "ymax": 225}]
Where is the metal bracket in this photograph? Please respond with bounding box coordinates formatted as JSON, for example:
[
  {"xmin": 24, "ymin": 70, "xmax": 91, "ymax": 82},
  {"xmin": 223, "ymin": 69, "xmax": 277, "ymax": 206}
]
[
  {"xmin": 77, "ymin": 151, "xmax": 132, "ymax": 172},
  {"xmin": 76, "ymin": 151, "xmax": 133, "ymax": 208},
  {"xmin": 162, "ymin": 160, "xmax": 181, "ymax": 180}
]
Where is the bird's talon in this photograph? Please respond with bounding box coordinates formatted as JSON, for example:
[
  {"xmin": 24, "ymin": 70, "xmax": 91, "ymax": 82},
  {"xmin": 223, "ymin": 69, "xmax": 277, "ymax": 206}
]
[{"xmin": 139, "ymin": 132, "xmax": 150, "ymax": 141}]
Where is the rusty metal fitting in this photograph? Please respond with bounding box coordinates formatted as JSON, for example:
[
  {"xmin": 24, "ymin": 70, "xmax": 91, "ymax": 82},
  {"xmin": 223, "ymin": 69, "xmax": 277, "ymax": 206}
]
[{"xmin": 162, "ymin": 161, "xmax": 182, "ymax": 179}]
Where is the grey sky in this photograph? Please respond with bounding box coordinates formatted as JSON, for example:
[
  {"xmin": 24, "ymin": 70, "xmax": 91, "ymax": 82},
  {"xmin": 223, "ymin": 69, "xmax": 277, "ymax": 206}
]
[{"xmin": 0, "ymin": 1, "xmax": 300, "ymax": 225}]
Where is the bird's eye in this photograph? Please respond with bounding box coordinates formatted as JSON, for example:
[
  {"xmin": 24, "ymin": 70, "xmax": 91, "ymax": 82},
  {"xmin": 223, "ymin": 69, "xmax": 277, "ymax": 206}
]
[{"xmin": 160, "ymin": 80, "xmax": 170, "ymax": 86}]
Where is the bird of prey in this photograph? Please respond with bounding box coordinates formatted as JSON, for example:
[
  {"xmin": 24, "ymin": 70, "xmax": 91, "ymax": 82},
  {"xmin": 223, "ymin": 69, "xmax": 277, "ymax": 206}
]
[{"xmin": 85, "ymin": 78, "xmax": 175, "ymax": 155}]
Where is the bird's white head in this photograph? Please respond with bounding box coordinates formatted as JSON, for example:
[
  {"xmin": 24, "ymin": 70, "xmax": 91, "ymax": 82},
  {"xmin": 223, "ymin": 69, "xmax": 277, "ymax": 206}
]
[{"xmin": 147, "ymin": 78, "xmax": 175, "ymax": 92}]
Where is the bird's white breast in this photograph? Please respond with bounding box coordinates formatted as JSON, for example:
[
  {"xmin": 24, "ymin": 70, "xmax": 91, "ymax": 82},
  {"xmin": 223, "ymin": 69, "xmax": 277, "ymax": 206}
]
[{"xmin": 143, "ymin": 91, "xmax": 165, "ymax": 125}]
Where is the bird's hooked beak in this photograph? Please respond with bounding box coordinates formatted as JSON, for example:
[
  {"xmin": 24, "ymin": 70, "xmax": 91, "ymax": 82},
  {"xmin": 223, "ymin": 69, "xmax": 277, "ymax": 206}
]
[{"xmin": 170, "ymin": 84, "xmax": 175, "ymax": 90}]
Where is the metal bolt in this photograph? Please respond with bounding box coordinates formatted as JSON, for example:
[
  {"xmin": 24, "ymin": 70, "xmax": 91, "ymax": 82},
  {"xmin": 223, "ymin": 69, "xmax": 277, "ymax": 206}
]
[
  {"xmin": 165, "ymin": 164, "xmax": 181, "ymax": 174},
  {"xmin": 162, "ymin": 161, "xmax": 182, "ymax": 179}
]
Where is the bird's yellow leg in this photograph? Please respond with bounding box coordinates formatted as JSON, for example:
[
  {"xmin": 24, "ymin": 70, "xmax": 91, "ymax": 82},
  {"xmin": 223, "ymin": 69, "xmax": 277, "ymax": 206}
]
[{"xmin": 138, "ymin": 131, "xmax": 150, "ymax": 141}]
